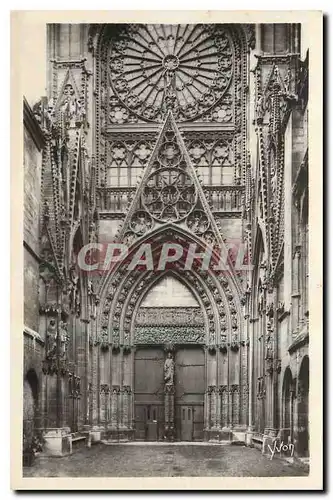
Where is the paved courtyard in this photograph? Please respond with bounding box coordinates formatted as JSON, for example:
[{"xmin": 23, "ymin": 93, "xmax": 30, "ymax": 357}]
[{"xmin": 24, "ymin": 443, "xmax": 309, "ymax": 478}]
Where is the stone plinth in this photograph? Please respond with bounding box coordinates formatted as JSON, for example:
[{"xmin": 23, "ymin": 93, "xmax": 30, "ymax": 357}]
[{"xmin": 41, "ymin": 427, "xmax": 72, "ymax": 457}]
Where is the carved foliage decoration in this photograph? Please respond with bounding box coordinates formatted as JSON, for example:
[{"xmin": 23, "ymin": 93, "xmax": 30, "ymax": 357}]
[
  {"xmin": 135, "ymin": 326, "xmax": 205, "ymax": 345},
  {"xmin": 136, "ymin": 307, "xmax": 204, "ymax": 326}
]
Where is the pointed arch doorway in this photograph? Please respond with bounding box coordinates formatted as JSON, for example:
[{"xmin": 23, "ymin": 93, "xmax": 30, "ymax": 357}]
[{"xmin": 133, "ymin": 276, "xmax": 205, "ymax": 441}]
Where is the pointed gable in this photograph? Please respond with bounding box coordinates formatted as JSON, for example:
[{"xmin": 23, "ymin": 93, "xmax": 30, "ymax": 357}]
[
  {"xmin": 114, "ymin": 111, "xmax": 227, "ymax": 246},
  {"xmin": 107, "ymin": 111, "xmax": 242, "ymax": 294}
]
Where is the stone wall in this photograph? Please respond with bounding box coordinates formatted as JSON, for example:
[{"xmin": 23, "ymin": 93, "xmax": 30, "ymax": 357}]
[
  {"xmin": 23, "ymin": 99, "xmax": 46, "ymax": 447},
  {"xmin": 24, "ymin": 126, "xmax": 41, "ymax": 253},
  {"xmin": 23, "ymin": 98, "xmax": 44, "ymax": 332},
  {"xmin": 24, "ymin": 249, "xmax": 40, "ymax": 332}
]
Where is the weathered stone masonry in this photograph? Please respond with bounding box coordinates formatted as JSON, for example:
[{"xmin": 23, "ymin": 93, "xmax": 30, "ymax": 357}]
[{"xmin": 23, "ymin": 23, "xmax": 309, "ymax": 458}]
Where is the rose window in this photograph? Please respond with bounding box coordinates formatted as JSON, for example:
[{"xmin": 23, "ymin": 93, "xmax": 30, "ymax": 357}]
[{"xmin": 108, "ymin": 24, "xmax": 233, "ymax": 122}]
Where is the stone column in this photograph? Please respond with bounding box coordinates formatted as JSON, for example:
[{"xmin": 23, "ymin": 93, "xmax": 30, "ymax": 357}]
[
  {"xmin": 91, "ymin": 344, "xmax": 99, "ymax": 427},
  {"xmin": 207, "ymin": 347, "xmax": 217, "ymax": 387},
  {"xmin": 121, "ymin": 346, "xmax": 133, "ymax": 437},
  {"xmin": 164, "ymin": 385, "xmax": 175, "ymax": 440},
  {"xmin": 219, "ymin": 385, "xmax": 228, "ymax": 428},
  {"xmin": 206, "ymin": 346, "xmax": 217, "ymax": 439},
  {"xmin": 122, "ymin": 385, "xmax": 131, "ymax": 429},
  {"xmin": 211, "ymin": 385, "xmax": 218, "ymax": 429},
  {"xmin": 290, "ymin": 385, "xmax": 295, "ymax": 443},
  {"xmin": 122, "ymin": 347, "xmax": 132, "ymax": 386},
  {"xmin": 291, "ymin": 245, "xmax": 301, "ymax": 334},
  {"xmin": 100, "ymin": 384, "xmax": 110, "ymax": 423},
  {"xmin": 247, "ymin": 319, "xmax": 256, "ymax": 443},
  {"xmin": 231, "ymin": 384, "xmax": 240, "ymax": 426},
  {"xmin": 78, "ymin": 318, "xmax": 89, "ymax": 429},
  {"xmin": 216, "ymin": 384, "xmax": 221, "ymax": 429},
  {"xmin": 208, "ymin": 386, "xmax": 213, "ymax": 428},
  {"xmin": 111, "ymin": 385, "xmax": 120, "ymax": 429},
  {"xmin": 131, "ymin": 347, "xmax": 136, "ymax": 432}
]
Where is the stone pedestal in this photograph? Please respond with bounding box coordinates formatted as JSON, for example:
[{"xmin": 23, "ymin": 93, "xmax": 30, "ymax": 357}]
[
  {"xmin": 245, "ymin": 426, "xmax": 254, "ymax": 446},
  {"xmin": 90, "ymin": 425, "xmax": 104, "ymax": 444},
  {"xmin": 41, "ymin": 427, "xmax": 72, "ymax": 457}
]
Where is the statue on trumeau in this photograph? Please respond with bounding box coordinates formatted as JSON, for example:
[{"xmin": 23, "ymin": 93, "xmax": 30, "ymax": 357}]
[{"xmin": 164, "ymin": 352, "xmax": 175, "ymax": 386}]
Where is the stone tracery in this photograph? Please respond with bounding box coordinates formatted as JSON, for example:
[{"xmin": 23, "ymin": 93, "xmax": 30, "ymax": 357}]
[{"xmin": 108, "ymin": 24, "xmax": 234, "ymax": 123}]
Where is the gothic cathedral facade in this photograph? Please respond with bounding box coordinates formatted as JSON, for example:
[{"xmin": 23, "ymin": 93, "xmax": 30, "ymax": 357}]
[{"xmin": 23, "ymin": 23, "xmax": 309, "ymax": 458}]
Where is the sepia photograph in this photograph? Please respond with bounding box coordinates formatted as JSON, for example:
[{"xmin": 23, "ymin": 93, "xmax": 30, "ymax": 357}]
[{"xmin": 11, "ymin": 10, "xmax": 323, "ymax": 490}]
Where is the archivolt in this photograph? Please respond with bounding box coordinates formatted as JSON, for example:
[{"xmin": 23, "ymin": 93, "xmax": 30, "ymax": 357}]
[{"xmin": 96, "ymin": 225, "xmax": 244, "ymax": 348}]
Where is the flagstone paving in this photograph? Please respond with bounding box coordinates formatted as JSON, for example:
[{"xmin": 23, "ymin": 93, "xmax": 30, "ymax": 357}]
[{"xmin": 23, "ymin": 443, "xmax": 309, "ymax": 478}]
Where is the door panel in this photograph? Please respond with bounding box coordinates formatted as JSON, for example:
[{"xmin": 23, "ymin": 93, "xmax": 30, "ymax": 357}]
[
  {"xmin": 134, "ymin": 405, "xmax": 146, "ymax": 440},
  {"xmin": 134, "ymin": 348, "xmax": 164, "ymax": 440},
  {"xmin": 175, "ymin": 347, "xmax": 205, "ymax": 441},
  {"xmin": 134, "ymin": 346, "xmax": 205, "ymax": 441},
  {"xmin": 193, "ymin": 404, "xmax": 204, "ymax": 441},
  {"xmin": 181, "ymin": 406, "xmax": 194, "ymax": 441}
]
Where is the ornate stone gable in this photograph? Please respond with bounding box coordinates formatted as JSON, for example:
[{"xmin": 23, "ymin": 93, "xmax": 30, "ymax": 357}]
[{"xmin": 108, "ymin": 112, "xmax": 239, "ymax": 273}]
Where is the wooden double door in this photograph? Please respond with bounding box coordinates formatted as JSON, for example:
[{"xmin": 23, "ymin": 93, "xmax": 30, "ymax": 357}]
[{"xmin": 134, "ymin": 346, "xmax": 204, "ymax": 441}]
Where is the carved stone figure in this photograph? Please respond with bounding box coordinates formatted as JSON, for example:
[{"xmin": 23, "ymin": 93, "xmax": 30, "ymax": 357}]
[
  {"xmin": 59, "ymin": 321, "xmax": 69, "ymax": 357},
  {"xmin": 130, "ymin": 211, "xmax": 152, "ymax": 236},
  {"xmin": 60, "ymin": 84, "xmax": 85, "ymax": 127},
  {"xmin": 68, "ymin": 266, "xmax": 78, "ymax": 312},
  {"xmin": 46, "ymin": 319, "xmax": 57, "ymax": 357},
  {"xmin": 265, "ymin": 336, "xmax": 273, "ymax": 360},
  {"xmin": 88, "ymin": 279, "xmax": 94, "ymax": 296},
  {"xmin": 164, "ymin": 352, "xmax": 175, "ymax": 386},
  {"xmin": 74, "ymin": 376, "xmax": 81, "ymax": 397}
]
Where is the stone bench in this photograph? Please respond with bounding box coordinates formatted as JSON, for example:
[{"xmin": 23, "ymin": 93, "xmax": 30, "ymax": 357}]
[
  {"xmin": 72, "ymin": 435, "xmax": 88, "ymax": 451},
  {"xmin": 252, "ymin": 435, "xmax": 264, "ymax": 451}
]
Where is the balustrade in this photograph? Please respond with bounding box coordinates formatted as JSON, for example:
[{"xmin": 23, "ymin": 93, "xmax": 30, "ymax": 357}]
[{"xmin": 97, "ymin": 185, "xmax": 245, "ymax": 214}]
